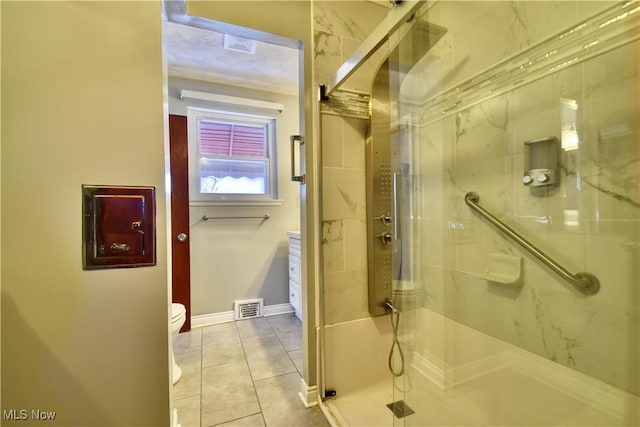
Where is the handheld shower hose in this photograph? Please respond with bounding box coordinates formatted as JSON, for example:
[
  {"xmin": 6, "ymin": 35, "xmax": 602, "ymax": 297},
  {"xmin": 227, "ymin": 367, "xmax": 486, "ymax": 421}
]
[{"xmin": 385, "ymin": 300, "xmax": 404, "ymax": 377}]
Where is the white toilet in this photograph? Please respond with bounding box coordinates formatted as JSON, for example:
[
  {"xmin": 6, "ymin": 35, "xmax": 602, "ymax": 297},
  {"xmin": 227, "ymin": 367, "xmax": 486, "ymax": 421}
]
[{"xmin": 171, "ymin": 303, "xmax": 186, "ymax": 385}]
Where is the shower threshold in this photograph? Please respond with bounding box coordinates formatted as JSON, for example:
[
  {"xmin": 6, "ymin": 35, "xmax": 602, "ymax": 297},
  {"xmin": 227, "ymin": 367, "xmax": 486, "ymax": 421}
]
[{"xmin": 322, "ymin": 379, "xmax": 395, "ymax": 427}]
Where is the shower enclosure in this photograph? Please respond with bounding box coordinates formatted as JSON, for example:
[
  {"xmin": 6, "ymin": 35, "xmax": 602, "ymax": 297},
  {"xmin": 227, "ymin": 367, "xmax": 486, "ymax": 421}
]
[{"xmin": 318, "ymin": 1, "xmax": 639, "ymax": 426}]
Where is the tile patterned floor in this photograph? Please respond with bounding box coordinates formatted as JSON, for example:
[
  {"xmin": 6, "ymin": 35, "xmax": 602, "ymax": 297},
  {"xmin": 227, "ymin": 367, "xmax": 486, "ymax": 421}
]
[{"xmin": 172, "ymin": 313, "xmax": 329, "ymax": 427}]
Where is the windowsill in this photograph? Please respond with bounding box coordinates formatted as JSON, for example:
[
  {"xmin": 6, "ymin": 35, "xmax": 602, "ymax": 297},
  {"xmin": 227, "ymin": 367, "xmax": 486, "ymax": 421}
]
[{"xmin": 189, "ymin": 199, "xmax": 285, "ymax": 207}]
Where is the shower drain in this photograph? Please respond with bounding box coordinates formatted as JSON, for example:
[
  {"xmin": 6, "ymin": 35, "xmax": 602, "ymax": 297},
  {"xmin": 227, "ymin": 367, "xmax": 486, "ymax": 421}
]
[{"xmin": 386, "ymin": 400, "xmax": 415, "ymax": 419}]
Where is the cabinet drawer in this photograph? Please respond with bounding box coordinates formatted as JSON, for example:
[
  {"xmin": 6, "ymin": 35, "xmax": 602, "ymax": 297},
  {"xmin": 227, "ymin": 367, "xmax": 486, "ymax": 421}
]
[
  {"xmin": 289, "ymin": 236, "xmax": 301, "ymax": 254},
  {"xmin": 289, "ymin": 280, "xmax": 300, "ymax": 309},
  {"xmin": 288, "ymin": 254, "xmax": 301, "ymax": 282}
]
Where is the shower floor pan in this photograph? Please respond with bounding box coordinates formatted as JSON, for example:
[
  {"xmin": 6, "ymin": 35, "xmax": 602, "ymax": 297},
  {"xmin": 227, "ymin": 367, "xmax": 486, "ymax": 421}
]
[{"xmin": 320, "ymin": 310, "xmax": 638, "ymax": 426}]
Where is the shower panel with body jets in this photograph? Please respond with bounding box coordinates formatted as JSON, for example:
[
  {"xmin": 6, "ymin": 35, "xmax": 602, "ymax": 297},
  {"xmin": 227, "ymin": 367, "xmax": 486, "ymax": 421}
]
[{"xmin": 366, "ymin": 20, "xmax": 448, "ymax": 378}]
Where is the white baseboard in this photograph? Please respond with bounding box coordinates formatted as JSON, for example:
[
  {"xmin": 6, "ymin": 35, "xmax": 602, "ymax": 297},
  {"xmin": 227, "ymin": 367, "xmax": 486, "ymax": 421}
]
[
  {"xmin": 298, "ymin": 377, "xmax": 319, "ymax": 408},
  {"xmin": 191, "ymin": 311, "xmax": 234, "ymax": 328},
  {"xmin": 263, "ymin": 303, "xmax": 295, "ymax": 317},
  {"xmin": 191, "ymin": 303, "xmax": 294, "ymax": 328}
]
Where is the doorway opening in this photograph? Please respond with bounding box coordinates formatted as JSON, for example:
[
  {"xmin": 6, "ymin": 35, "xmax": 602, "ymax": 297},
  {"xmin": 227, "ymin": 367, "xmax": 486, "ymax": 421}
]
[{"xmin": 161, "ymin": 0, "xmax": 305, "ymax": 366}]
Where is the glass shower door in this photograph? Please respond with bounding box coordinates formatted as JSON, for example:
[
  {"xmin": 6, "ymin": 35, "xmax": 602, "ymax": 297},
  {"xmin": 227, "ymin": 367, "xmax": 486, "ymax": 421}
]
[{"xmin": 392, "ymin": 1, "xmax": 640, "ymax": 426}]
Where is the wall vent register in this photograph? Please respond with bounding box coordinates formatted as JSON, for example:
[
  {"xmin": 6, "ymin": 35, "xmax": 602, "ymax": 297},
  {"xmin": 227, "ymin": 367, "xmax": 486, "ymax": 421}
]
[{"xmin": 234, "ymin": 298, "xmax": 264, "ymax": 320}]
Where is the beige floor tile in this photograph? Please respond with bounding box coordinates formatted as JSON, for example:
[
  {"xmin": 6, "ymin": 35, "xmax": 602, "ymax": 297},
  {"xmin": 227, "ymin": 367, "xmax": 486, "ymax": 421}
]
[
  {"xmin": 202, "ymin": 322, "xmax": 239, "ymax": 345},
  {"xmin": 202, "ymin": 334, "xmax": 245, "ymax": 368},
  {"xmin": 216, "ymin": 413, "xmax": 265, "ymax": 427},
  {"xmin": 174, "ymin": 328, "xmax": 203, "ymax": 354},
  {"xmin": 176, "ymin": 348, "xmax": 203, "ymax": 366},
  {"xmin": 201, "ymin": 361, "xmax": 261, "ymax": 426},
  {"xmin": 201, "ymin": 388, "xmax": 260, "ymax": 427},
  {"xmin": 171, "ymin": 318, "xmax": 321, "ymax": 427},
  {"xmin": 275, "ymin": 330, "xmax": 303, "ymax": 352},
  {"xmin": 254, "ymin": 372, "xmax": 330, "ymax": 427},
  {"xmin": 268, "ymin": 315, "xmax": 303, "ymax": 351},
  {"xmin": 241, "ymin": 334, "xmax": 282, "ymax": 353},
  {"xmin": 288, "ymin": 349, "xmax": 304, "ymax": 375},
  {"xmin": 242, "ymin": 336, "xmax": 297, "ymax": 381},
  {"xmin": 201, "ymin": 359, "xmax": 253, "ymax": 391},
  {"xmin": 266, "ymin": 313, "xmax": 301, "ymax": 332},
  {"xmin": 174, "ymin": 350, "xmax": 202, "ymax": 400},
  {"xmin": 235, "ymin": 317, "xmax": 276, "ymax": 341},
  {"xmin": 174, "ymin": 395, "xmax": 200, "ymax": 427}
]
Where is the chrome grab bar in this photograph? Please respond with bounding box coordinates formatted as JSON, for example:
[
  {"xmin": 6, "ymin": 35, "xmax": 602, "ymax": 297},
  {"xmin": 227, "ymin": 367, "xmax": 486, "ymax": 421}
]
[
  {"xmin": 464, "ymin": 192, "xmax": 599, "ymax": 296},
  {"xmin": 202, "ymin": 214, "xmax": 270, "ymax": 221}
]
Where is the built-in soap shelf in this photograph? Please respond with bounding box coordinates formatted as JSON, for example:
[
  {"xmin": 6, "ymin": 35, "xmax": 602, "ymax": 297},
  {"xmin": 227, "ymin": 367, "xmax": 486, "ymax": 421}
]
[{"xmin": 480, "ymin": 253, "xmax": 523, "ymax": 286}]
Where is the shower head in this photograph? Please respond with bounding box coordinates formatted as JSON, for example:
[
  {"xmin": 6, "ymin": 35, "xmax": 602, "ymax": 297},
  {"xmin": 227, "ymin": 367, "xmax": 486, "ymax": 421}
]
[{"xmin": 393, "ymin": 19, "xmax": 448, "ymax": 75}]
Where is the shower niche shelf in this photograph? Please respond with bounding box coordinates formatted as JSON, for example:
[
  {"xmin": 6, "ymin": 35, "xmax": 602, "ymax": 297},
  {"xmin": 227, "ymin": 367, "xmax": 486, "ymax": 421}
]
[{"xmin": 480, "ymin": 253, "xmax": 522, "ymax": 286}]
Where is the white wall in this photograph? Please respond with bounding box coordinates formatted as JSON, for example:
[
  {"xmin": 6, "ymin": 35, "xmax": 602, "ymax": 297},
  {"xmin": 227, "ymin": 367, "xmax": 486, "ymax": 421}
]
[
  {"xmin": 1, "ymin": 2, "xmax": 170, "ymax": 425},
  {"xmin": 168, "ymin": 76, "xmax": 301, "ymax": 316}
]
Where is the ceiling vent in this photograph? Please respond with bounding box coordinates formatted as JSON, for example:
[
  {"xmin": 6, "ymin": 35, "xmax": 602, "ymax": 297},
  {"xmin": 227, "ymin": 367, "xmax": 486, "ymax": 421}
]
[
  {"xmin": 234, "ymin": 298, "xmax": 264, "ymax": 320},
  {"xmin": 223, "ymin": 34, "xmax": 257, "ymax": 54}
]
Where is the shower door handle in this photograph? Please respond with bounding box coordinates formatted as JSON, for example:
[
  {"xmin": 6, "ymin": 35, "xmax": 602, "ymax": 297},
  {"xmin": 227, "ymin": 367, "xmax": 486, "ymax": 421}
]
[
  {"xmin": 392, "ymin": 173, "xmax": 402, "ymax": 240},
  {"xmin": 392, "ymin": 172, "xmax": 403, "ymax": 281},
  {"xmin": 290, "ymin": 135, "xmax": 305, "ymax": 184}
]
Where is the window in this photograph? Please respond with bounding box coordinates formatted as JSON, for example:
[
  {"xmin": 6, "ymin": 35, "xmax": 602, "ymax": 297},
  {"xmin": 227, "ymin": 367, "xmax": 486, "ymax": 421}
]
[{"xmin": 188, "ymin": 108, "xmax": 278, "ymax": 204}]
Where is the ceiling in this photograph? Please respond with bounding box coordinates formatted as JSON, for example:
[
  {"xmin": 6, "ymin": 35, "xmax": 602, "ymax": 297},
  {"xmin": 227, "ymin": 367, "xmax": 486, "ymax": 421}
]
[
  {"xmin": 164, "ymin": 1, "xmax": 392, "ymax": 96},
  {"xmin": 164, "ymin": 21, "xmax": 300, "ymax": 96}
]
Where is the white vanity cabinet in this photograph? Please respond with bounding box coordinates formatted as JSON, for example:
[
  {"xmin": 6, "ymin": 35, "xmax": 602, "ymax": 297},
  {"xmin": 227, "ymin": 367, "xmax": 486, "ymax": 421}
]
[{"xmin": 287, "ymin": 231, "xmax": 302, "ymax": 320}]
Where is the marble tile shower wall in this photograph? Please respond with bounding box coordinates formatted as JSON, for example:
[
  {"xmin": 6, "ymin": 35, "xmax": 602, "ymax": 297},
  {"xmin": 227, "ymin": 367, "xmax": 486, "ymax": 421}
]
[
  {"xmin": 313, "ymin": 1, "xmax": 387, "ymax": 93},
  {"xmin": 321, "ymin": 114, "xmax": 370, "ymax": 325},
  {"xmin": 404, "ymin": 1, "xmax": 639, "ymax": 395},
  {"xmin": 314, "ymin": 1, "xmax": 386, "ymax": 325}
]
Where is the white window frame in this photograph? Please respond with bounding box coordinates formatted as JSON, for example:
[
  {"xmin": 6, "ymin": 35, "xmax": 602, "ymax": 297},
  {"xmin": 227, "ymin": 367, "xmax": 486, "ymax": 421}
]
[{"xmin": 187, "ymin": 107, "xmax": 279, "ymax": 205}]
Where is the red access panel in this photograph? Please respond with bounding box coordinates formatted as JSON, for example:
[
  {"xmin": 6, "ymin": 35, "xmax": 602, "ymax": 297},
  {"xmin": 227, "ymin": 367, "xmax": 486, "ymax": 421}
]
[{"xmin": 82, "ymin": 185, "xmax": 156, "ymax": 269}]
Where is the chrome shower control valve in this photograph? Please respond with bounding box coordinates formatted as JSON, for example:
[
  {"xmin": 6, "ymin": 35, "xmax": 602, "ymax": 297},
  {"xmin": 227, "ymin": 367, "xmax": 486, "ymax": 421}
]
[
  {"xmin": 536, "ymin": 172, "xmax": 550, "ymax": 183},
  {"xmin": 374, "ymin": 213, "xmax": 392, "ymax": 225},
  {"xmin": 379, "ymin": 231, "xmax": 393, "ymax": 245}
]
